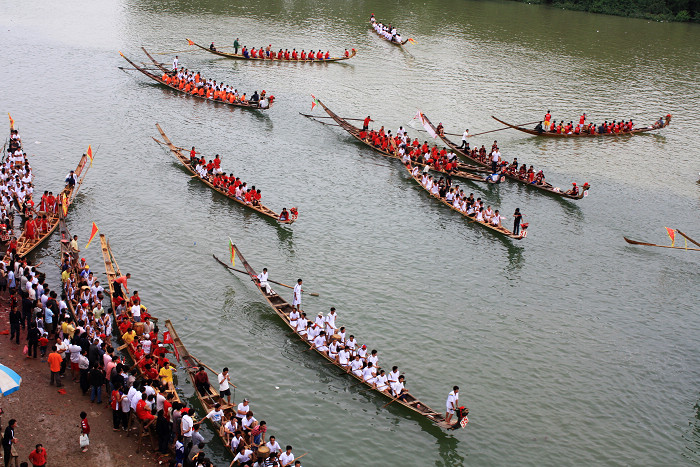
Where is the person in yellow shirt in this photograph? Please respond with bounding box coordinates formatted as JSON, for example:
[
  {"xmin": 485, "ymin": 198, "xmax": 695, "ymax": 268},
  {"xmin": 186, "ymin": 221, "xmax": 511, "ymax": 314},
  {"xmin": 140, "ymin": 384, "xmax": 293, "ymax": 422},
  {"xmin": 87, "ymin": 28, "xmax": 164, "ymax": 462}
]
[
  {"xmin": 159, "ymin": 360, "xmax": 176, "ymax": 385},
  {"xmin": 122, "ymin": 329, "xmax": 136, "ymax": 345},
  {"xmin": 62, "ymin": 321, "xmax": 76, "ymax": 339},
  {"xmin": 61, "ymin": 268, "xmax": 70, "ymax": 284}
]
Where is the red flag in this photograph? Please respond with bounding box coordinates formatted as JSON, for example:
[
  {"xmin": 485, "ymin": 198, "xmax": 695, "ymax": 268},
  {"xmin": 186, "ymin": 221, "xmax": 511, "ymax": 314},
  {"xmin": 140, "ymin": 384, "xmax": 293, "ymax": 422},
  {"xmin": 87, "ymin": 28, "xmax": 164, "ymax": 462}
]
[
  {"xmin": 311, "ymin": 94, "xmax": 319, "ymax": 111},
  {"xmin": 162, "ymin": 331, "xmax": 174, "ymax": 344},
  {"xmin": 8, "ymin": 113, "xmax": 14, "ymax": 130},
  {"xmin": 229, "ymin": 237, "xmax": 235, "ymax": 266},
  {"xmin": 665, "ymin": 227, "xmax": 675, "ymax": 247},
  {"xmin": 187, "ymin": 39, "xmax": 194, "ymax": 46},
  {"xmin": 85, "ymin": 222, "xmax": 99, "ymax": 249},
  {"xmin": 87, "ymin": 145, "xmax": 93, "ymax": 166}
]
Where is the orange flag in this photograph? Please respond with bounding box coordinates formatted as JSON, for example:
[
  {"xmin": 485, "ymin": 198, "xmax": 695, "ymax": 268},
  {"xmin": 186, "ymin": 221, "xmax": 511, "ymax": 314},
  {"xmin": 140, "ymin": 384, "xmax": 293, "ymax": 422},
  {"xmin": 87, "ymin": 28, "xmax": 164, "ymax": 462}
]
[
  {"xmin": 187, "ymin": 39, "xmax": 194, "ymax": 46},
  {"xmin": 87, "ymin": 145, "xmax": 93, "ymax": 166},
  {"xmin": 665, "ymin": 227, "xmax": 675, "ymax": 247},
  {"xmin": 8, "ymin": 113, "xmax": 14, "ymax": 130},
  {"xmin": 85, "ymin": 222, "xmax": 99, "ymax": 249}
]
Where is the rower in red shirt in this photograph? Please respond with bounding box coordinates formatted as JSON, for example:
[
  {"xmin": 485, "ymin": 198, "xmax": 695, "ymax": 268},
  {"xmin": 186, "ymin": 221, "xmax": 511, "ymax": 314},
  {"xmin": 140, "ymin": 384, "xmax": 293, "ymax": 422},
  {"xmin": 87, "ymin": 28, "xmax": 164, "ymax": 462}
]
[
  {"xmin": 300, "ymin": 50, "xmax": 306, "ymax": 60},
  {"xmin": 344, "ymin": 49, "xmax": 350, "ymax": 58},
  {"xmin": 292, "ymin": 49, "xmax": 298, "ymax": 60},
  {"xmin": 308, "ymin": 50, "xmax": 315, "ymax": 60},
  {"xmin": 362, "ymin": 116, "xmax": 371, "ymax": 131},
  {"xmin": 579, "ymin": 113, "xmax": 586, "ymax": 126},
  {"xmin": 244, "ymin": 190, "xmax": 253, "ymax": 204},
  {"xmin": 325, "ymin": 51, "xmax": 330, "ymax": 59}
]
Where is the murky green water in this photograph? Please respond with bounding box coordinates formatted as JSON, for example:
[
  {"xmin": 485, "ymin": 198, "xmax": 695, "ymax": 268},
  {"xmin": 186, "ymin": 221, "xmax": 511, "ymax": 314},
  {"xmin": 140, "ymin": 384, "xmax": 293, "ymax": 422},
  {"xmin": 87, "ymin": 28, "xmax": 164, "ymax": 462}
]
[{"xmin": 1, "ymin": 0, "xmax": 699, "ymax": 465}]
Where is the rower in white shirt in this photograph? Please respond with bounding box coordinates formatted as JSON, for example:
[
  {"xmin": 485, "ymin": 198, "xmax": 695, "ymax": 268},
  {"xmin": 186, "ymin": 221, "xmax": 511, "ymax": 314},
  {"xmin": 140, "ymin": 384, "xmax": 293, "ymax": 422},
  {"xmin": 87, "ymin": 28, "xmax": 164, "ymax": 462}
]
[
  {"xmin": 367, "ymin": 349, "xmax": 379, "ymax": 368},
  {"xmin": 445, "ymin": 386, "xmax": 460, "ymax": 424},
  {"xmin": 362, "ymin": 362, "xmax": 377, "ymax": 384},
  {"xmin": 337, "ymin": 346, "xmax": 351, "ymax": 368},
  {"xmin": 295, "ymin": 317, "xmax": 308, "ymax": 337},
  {"xmin": 314, "ymin": 313, "xmax": 325, "ymax": 329},
  {"xmin": 350, "ymin": 355, "xmax": 364, "ymax": 377},
  {"xmin": 311, "ymin": 331, "xmax": 328, "ymax": 353},
  {"xmin": 257, "ymin": 268, "xmax": 273, "ymax": 294},
  {"xmin": 289, "ymin": 309, "xmax": 300, "ymax": 328},
  {"xmin": 387, "ymin": 366, "xmax": 400, "ymax": 385},
  {"xmin": 375, "ymin": 369, "xmax": 389, "ymax": 393},
  {"xmin": 345, "ymin": 335, "xmax": 357, "ymax": 351},
  {"xmin": 391, "ymin": 375, "xmax": 409, "ymax": 401},
  {"xmin": 266, "ymin": 436, "xmax": 281, "ymax": 454}
]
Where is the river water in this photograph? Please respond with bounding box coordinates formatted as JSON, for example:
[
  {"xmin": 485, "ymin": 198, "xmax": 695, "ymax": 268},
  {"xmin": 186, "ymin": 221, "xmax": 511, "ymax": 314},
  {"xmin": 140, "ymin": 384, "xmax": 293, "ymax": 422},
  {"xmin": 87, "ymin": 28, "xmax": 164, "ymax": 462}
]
[{"xmin": 1, "ymin": 0, "xmax": 699, "ymax": 465}]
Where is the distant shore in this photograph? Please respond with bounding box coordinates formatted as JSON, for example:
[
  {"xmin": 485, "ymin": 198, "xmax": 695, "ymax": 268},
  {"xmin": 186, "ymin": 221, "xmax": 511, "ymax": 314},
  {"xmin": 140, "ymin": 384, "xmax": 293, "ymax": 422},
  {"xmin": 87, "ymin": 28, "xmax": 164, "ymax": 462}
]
[{"xmin": 510, "ymin": 0, "xmax": 697, "ymax": 22}]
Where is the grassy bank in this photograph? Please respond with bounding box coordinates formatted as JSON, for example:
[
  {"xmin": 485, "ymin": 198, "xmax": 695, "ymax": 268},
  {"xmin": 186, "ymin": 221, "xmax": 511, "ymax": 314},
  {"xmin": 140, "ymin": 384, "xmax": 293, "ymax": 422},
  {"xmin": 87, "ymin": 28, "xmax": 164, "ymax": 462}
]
[{"xmin": 512, "ymin": 0, "xmax": 698, "ymax": 22}]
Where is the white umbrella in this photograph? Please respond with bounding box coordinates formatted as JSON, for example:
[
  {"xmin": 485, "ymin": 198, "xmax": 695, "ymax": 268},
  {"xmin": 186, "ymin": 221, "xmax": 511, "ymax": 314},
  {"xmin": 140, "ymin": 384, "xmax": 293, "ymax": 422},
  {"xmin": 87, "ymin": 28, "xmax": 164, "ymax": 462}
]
[{"xmin": 0, "ymin": 363, "xmax": 22, "ymax": 396}]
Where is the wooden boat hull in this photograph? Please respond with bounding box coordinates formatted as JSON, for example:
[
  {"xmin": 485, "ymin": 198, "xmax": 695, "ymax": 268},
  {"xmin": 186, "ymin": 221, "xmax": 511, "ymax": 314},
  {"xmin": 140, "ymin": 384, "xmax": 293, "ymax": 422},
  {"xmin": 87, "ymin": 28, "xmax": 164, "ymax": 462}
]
[
  {"xmin": 491, "ymin": 115, "xmax": 671, "ymax": 137},
  {"xmin": 215, "ymin": 249, "xmax": 452, "ymax": 429},
  {"xmin": 421, "ymin": 113, "xmax": 588, "ymax": 200},
  {"xmin": 164, "ymin": 320, "xmax": 242, "ymax": 458},
  {"xmin": 404, "ymin": 163, "xmax": 524, "ymax": 240},
  {"xmin": 313, "ymin": 100, "xmax": 486, "ymax": 183},
  {"xmin": 100, "ymin": 234, "xmax": 183, "ymax": 404},
  {"xmin": 188, "ymin": 39, "xmax": 357, "ymax": 63},
  {"xmin": 119, "ymin": 50, "xmax": 271, "ymax": 110},
  {"xmin": 6, "ymin": 153, "xmax": 90, "ymax": 261},
  {"xmin": 154, "ymin": 123, "xmax": 295, "ymax": 224},
  {"xmin": 623, "ymin": 236, "xmax": 700, "ymax": 251}
]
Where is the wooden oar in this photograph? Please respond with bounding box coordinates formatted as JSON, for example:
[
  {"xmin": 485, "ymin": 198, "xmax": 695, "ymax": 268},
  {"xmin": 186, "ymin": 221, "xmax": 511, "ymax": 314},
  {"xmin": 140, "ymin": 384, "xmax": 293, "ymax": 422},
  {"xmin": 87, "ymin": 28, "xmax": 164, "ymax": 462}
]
[
  {"xmin": 193, "ymin": 357, "xmax": 237, "ymax": 388},
  {"xmin": 676, "ymin": 230, "xmax": 700, "ymax": 248},
  {"xmin": 414, "ymin": 128, "xmax": 462, "ymax": 137},
  {"xmin": 381, "ymin": 394, "xmax": 403, "ymax": 409},
  {"xmin": 623, "ymin": 236, "xmax": 700, "ymax": 251},
  {"xmin": 299, "ymin": 113, "xmax": 365, "ymax": 121},
  {"xmin": 213, "ymin": 255, "xmax": 320, "ymax": 296},
  {"xmin": 471, "ymin": 121, "xmax": 540, "ymax": 137},
  {"xmin": 116, "ymin": 342, "xmax": 130, "ymax": 351}
]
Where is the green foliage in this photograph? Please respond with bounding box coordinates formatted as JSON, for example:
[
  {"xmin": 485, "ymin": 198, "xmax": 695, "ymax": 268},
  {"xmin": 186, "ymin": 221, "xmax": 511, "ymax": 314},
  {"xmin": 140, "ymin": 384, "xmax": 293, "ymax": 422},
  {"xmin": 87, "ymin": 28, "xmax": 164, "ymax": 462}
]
[{"xmin": 512, "ymin": 0, "xmax": 698, "ymax": 21}]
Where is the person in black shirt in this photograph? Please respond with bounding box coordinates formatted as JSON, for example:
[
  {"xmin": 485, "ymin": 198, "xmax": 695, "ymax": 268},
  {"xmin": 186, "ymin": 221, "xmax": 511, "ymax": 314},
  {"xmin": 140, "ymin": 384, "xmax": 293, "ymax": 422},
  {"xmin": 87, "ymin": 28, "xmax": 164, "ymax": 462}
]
[
  {"xmin": 2, "ymin": 419, "xmax": 17, "ymax": 467},
  {"xmin": 26, "ymin": 322, "xmax": 40, "ymax": 358}
]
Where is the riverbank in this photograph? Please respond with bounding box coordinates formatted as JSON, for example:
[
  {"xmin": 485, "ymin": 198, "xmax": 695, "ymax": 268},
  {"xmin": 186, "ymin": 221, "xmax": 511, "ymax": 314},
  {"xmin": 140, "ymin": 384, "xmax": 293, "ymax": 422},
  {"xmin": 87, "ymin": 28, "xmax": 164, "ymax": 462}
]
[
  {"xmin": 0, "ymin": 292, "xmax": 160, "ymax": 467},
  {"xmin": 509, "ymin": 0, "xmax": 697, "ymax": 22}
]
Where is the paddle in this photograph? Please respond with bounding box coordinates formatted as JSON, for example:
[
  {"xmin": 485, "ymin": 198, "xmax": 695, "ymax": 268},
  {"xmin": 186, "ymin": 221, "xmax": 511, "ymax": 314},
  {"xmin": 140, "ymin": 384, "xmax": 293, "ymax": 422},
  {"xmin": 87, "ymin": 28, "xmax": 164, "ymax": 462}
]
[
  {"xmin": 299, "ymin": 113, "xmax": 365, "ymax": 121},
  {"xmin": 381, "ymin": 394, "xmax": 404, "ymax": 409},
  {"xmin": 623, "ymin": 236, "xmax": 700, "ymax": 251},
  {"xmin": 193, "ymin": 357, "xmax": 237, "ymax": 388},
  {"xmin": 676, "ymin": 230, "xmax": 700, "ymax": 248},
  {"xmin": 212, "ymin": 255, "xmax": 319, "ymax": 296},
  {"xmin": 471, "ymin": 121, "xmax": 540, "ymax": 137}
]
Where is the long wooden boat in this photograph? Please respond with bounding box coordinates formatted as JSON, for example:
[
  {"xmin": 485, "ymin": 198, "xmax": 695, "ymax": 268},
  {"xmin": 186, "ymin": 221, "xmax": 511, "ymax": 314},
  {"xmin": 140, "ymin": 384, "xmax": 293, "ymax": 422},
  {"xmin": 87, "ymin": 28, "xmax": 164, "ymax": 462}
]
[
  {"xmin": 421, "ymin": 113, "xmax": 589, "ymax": 200},
  {"xmin": 370, "ymin": 21, "xmax": 409, "ymax": 46},
  {"xmin": 154, "ymin": 123, "xmax": 296, "ymax": 224},
  {"xmin": 164, "ymin": 320, "xmax": 248, "ymax": 460},
  {"xmin": 187, "ymin": 39, "xmax": 357, "ymax": 63},
  {"xmin": 119, "ymin": 50, "xmax": 271, "ymax": 110},
  {"xmin": 100, "ymin": 234, "xmax": 184, "ymax": 406},
  {"xmin": 313, "ymin": 99, "xmax": 487, "ymax": 183},
  {"xmin": 5, "ymin": 152, "xmax": 90, "ymax": 261},
  {"xmin": 624, "ymin": 229, "xmax": 700, "ymax": 251},
  {"xmin": 491, "ymin": 115, "xmax": 671, "ymax": 137},
  {"xmin": 404, "ymin": 162, "xmax": 525, "ymax": 240},
  {"xmin": 215, "ymin": 246, "xmax": 454, "ymax": 430}
]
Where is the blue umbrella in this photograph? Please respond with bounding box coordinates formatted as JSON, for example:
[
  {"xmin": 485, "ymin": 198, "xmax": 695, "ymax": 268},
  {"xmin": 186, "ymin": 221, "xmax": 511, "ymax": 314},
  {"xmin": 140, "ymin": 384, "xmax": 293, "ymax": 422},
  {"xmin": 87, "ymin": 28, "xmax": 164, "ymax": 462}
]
[{"xmin": 0, "ymin": 363, "xmax": 22, "ymax": 396}]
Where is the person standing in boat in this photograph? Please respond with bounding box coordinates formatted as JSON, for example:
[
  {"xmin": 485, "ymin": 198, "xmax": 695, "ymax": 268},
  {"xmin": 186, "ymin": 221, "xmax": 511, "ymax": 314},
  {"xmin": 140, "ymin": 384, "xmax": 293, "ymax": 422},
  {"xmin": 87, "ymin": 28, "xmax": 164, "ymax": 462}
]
[
  {"xmin": 459, "ymin": 129, "xmax": 470, "ymax": 149},
  {"xmin": 544, "ymin": 110, "xmax": 551, "ymax": 131},
  {"xmin": 233, "ymin": 38, "xmax": 240, "ymax": 54},
  {"xmin": 292, "ymin": 279, "xmax": 303, "ymax": 311},
  {"xmin": 445, "ymin": 386, "xmax": 459, "ymax": 424},
  {"xmin": 172, "ymin": 56, "xmax": 179, "ymax": 71},
  {"xmin": 362, "ymin": 116, "xmax": 372, "ymax": 131},
  {"xmin": 513, "ymin": 208, "xmax": 523, "ymax": 236}
]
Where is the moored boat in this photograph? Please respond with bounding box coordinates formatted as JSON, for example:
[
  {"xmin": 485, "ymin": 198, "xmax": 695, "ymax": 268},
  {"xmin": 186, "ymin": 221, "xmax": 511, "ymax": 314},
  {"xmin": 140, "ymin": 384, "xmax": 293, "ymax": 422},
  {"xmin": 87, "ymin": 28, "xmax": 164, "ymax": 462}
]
[
  {"xmin": 187, "ymin": 39, "xmax": 357, "ymax": 63},
  {"xmin": 421, "ymin": 113, "xmax": 590, "ymax": 200},
  {"xmin": 310, "ymin": 99, "xmax": 487, "ymax": 183},
  {"xmin": 491, "ymin": 114, "xmax": 671, "ymax": 137},
  {"xmin": 153, "ymin": 123, "xmax": 297, "ymax": 225},
  {"xmin": 119, "ymin": 49, "xmax": 273, "ymax": 110},
  {"xmin": 4, "ymin": 151, "xmax": 90, "ymax": 262},
  {"xmin": 215, "ymin": 246, "xmax": 457, "ymax": 430}
]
